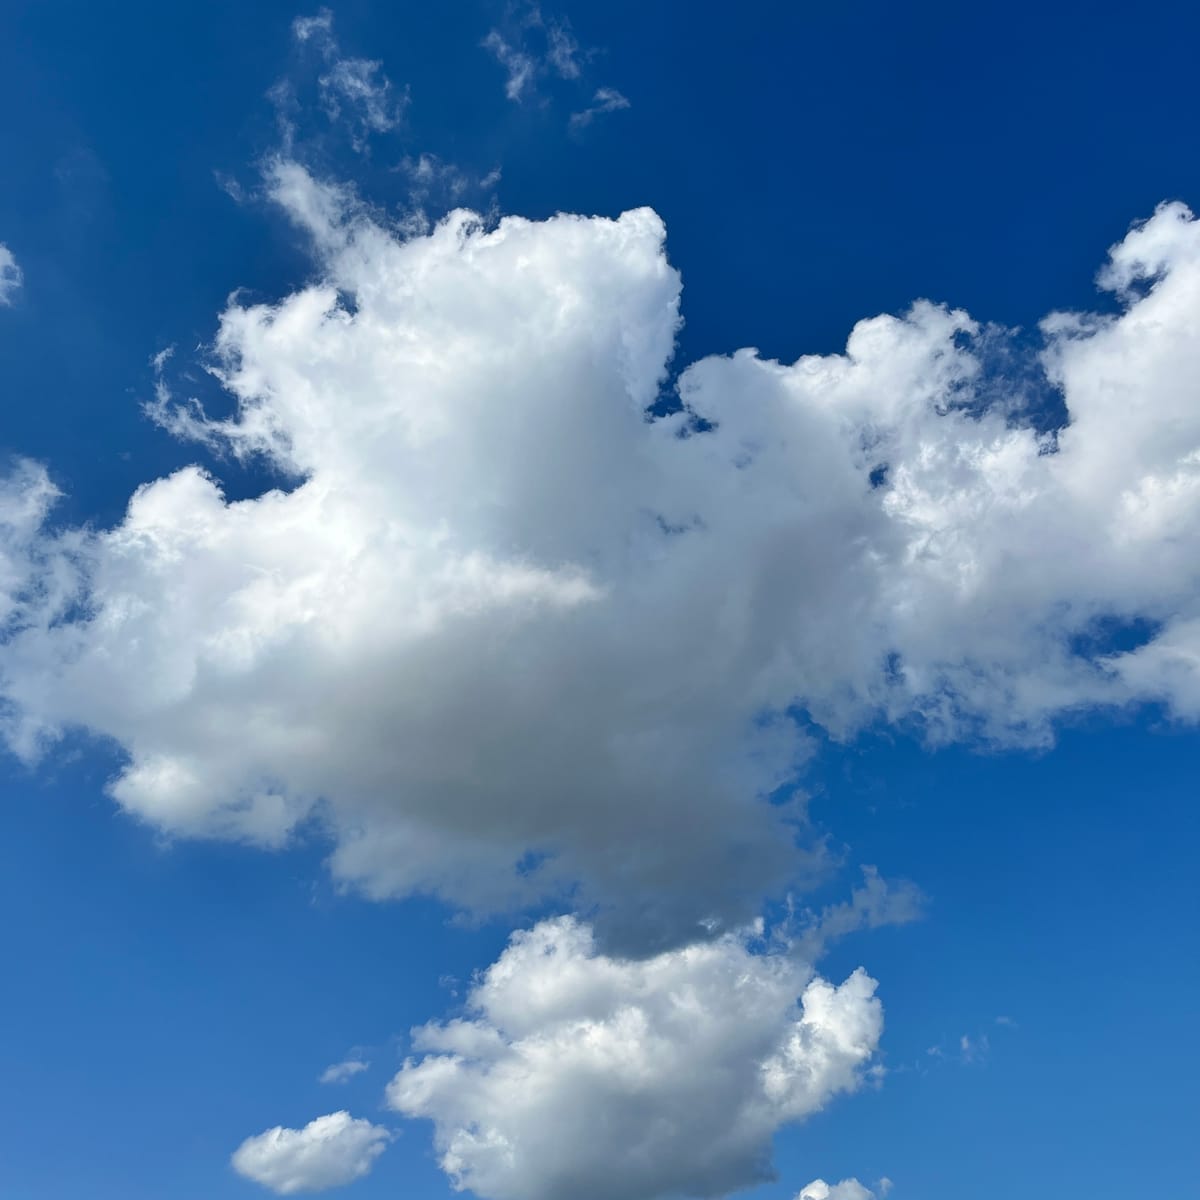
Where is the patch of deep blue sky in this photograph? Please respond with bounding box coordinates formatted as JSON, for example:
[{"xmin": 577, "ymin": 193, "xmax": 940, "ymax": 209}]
[{"xmin": 0, "ymin": 2, "xmax": 1197, "ymax": 1198}]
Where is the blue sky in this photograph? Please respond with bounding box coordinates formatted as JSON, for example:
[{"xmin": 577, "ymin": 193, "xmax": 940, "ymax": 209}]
[{"xmin": 1, "ymin": 3, "xmax": 1199, "ymax": 1199}]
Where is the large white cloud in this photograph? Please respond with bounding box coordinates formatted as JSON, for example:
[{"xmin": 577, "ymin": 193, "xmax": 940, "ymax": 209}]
[
  {"xmin": 387, "ymin": 916, "xmax": 881, "ymax": 1200},
  {"xmin": 231, "ymin": 1111, "xmax": 390, "ymax": 1194},
  {"xmin": 1, "ymin": 166, "xmax": 1199, "ymax": 944}
]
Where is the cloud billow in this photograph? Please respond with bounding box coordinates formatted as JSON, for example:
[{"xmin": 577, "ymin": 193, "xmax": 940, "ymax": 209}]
[
  {"xmin": 387, "ymin": 917, "xmax": 882, "ymax": 1200},
  {"xmin": 1, "ymin": 165, "xmax": 1199, "ymax": 950},
  {"xmin": 231, "ymin": 1111, "xmax": 390, "ymax": 1193}
]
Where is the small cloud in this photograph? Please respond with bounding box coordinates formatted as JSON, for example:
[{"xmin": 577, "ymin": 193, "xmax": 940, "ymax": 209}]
[
  {"xmin": 289, "ymin": 9, "xmax": 407, "ymax": 151},
  {"xmin": 568, "ymin": 86, "xmax": 630, "ymax": 132},
  {"xmin": 798, "ymin": 1179, "xmax": 877, "ymax": 1200},
  {"xmin": 959, "ymin": 1033, "xmax": 990, "ymax": 1065},
  {"xmin": 482, "ymin": 30, "xmax": 537, "ymax": 101},
  {"xmin": 231, "ymin": 1111, "xmax": 390, "ymax": 1194},
  {"xmin": 479, "ymin": 166, "xmax": 503, "ymax": 191},
  {"xmin": 0, "ymin": 243, "xmax": 23, "ymax": 305},
  {"xmin": 214, "ymin": 171, "xmax": 248, "ymax": 204},
  {"xmin": 319, "ymin": 58, "xmax": 406, "ymax": 145},
  {"xmin": 319, "ymin": 1058, "xmax": 370, "ymax": 1085},
  {"xmin": 545, "ymin": 19, "xmax": 581, "ymax": 79},
  {"xmin": 292, "ymin": 8, "xmax": 333, "ymax": 42},
  {"xmin": 793, "ymin": 865, "xmax": 925, "ymax": 963},
  {"xmin": 483, "ymin": 7, "xmax": 592, "ymax": 102},
  {"xmin": 396, "ymin": 153, "xmax": 469, "ymax": 205},
  {"xmin": 995, "ymin": 1014, "xmax": 1018, "ymax": 1027},
  {"xmin": 877, "ymin": 1179, "xmax": 894, "ymax": 1198}
]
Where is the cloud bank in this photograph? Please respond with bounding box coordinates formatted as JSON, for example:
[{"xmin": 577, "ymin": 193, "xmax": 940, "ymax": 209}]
[
  {"xmin": 387, "ymin": 916, "xmax": 881, "ymax": 1200},
  {"xmin": 1, "ymin": 165, "xmax": 1199, "ymax": 950},
  {"xmin": 231, "ymin": 1111, "xmax": 390, "ymax": 1194}
]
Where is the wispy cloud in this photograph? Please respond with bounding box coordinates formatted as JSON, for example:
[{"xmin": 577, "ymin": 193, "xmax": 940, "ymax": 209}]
[
  {"xmin": 288, "ymin": 8, "xmax": 407, "ymax": 151},
  {"xmin": 319, "ymin": 1057, "xmax": 370, "ymax": 1085},
  {"xmin": 0, "ymin": 244, "xmax": 22, "ymax": 306},
  {"xmin": 569, "ymin": 86, "xmax": 631, "ymax": 132},
  {"xmin": 794, "ymin": 865, "xmax": 925, "ymax": 962},
  {"xmin": 482, "ymin": 30, "xmax": 538, "ymax": 101},
  {"xmin": 483, "ymin": 6, "xmax": 589, "ymax": 102},
  {"xmin": 544, "ymin": 18, "xmax": 582, "ymax": 79}
]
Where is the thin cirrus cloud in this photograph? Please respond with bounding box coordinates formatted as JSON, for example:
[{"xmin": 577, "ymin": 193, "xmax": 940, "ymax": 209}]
[
  {"xmin": 230, "ymin": 1111, "xmax": 390, "ymax": 1194},
  {"xmin": 569, "ymin": 86, "xmax": 631, "ymax": 132},
  {"xmin": 287, "ymin": 9, "xmax": 406, "ymax": 151},
  {"xmin": 483, "ymin": 5, "xmax": 588, "ymax": 102},
  {"xmin": 482, "ymin": 29, "xmax": 538, "ymax": 101},
  {"xmin": 387, "ymin": 916, "xmax": 883, "ymax": 1200},
  {"xmin": 0, "ymin": 242, "xmax": 21, "ymax": 305},
  {"xmin": 1, "ymin": 162, "xmax": 1200, "ymax": 954}
]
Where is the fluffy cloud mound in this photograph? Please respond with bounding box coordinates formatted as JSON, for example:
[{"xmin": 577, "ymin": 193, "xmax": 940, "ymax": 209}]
[
  {"xmin": 797, "ymin": 1181, "xmax": 877, "ymax": 1200},
  {"xmin": 2, "ymin": 166, "xmax": 1200, "ymax": 943},
  {"xmin": 231, "ymin": 1111, "xmax": 389, "ymax": 1194},
  {"xmin": 387, "ymin": 916, "xmax": 881, "ymax": 1200}
]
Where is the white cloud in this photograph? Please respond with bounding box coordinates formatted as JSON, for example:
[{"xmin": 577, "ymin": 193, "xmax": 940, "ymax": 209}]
[
  {"xmin": 0, "ymin": 243, "xmax": 22, "ymax": 305},
  {"xmin": 319, "ymin": 1058, "xmax": 369, "ymax": 1085},
  {"xmin": 290, "ymin": 9, "xmax": 406, "ymax": 150},
  {"xmin": 292, "ymin": 9, "xmax": 333, "ymax": 43},
  {"xmin": 798, "ymin": 1180, "xmax": 876, "ymax": 1200},
  {"xmin": 396, "ymin": 153, "xmax": 469, "ymax": 210},
  {"xmin": 231, "ymin": 1111, "xmax": 390, "ymax": 1194},
  {"xmin": 959, "ymin": 1032, "xmax": 989, "ymax": 1064},
  {"xmin": 545, "ymin": 20, "xmax": 582, "ymax": 79},
  {"xmin": 484, "ymin": 8, "xmax": 586, "ymax": 101},
  {"xmin": 2, "ymin": 173, "xmax": 1200, "ymax": 946},
  {"xmin": 794, "ymin": 866, "xmax": 924, "ymax": 961},
  {"xmin": 482, "ymin": 30, "xmax": 537, "ymax": 101},
  {"xmin": 318, "ymin": 58, "xmax": 404, "ymax": 143},
  {"xmin": 387, "ymin": 916, "xmax": 882, "ymax": 1200},
  {"xmin": 0, "ymin": 459, "xmax": 68, "ymax": 628},
  {"xmin": 569, "ymin": 86, "xmax": 631, "ymax": 132}
]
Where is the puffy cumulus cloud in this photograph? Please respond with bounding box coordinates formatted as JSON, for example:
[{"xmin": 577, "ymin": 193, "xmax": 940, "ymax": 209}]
[
  {"xmin": 2, "ymin": 172, "xmax": 1200, "ymax": 945},
  {"xmin": 231, "ymin": 1111, "xmax": 390, "ymax": 1194},
  {"xmin": 0, "ymin": 242, "xmax": 22, "ymax": 304},
  {"xmin": 387, "ymin": 916, "xmax": 881, "ymax": 1200},
  {"xmin": 798, "ymin": 1180, "xmax": 876, "ymax": 1200}
]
